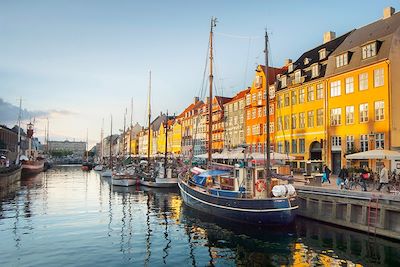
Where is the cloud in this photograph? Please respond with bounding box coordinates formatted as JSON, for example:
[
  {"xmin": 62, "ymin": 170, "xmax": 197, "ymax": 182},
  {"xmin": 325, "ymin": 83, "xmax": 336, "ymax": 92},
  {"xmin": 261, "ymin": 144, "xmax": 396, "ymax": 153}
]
[{"xmin": 0, "ymin": 98, "xmax": 77, "ymax": 125}]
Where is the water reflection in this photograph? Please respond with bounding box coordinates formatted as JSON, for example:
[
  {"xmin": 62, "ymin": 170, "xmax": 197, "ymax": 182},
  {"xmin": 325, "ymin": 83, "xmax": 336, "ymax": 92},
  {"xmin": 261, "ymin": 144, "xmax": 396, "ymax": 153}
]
[{"xmin": 0, "ymin": 166, "xmax": 399, "ymax": 266}]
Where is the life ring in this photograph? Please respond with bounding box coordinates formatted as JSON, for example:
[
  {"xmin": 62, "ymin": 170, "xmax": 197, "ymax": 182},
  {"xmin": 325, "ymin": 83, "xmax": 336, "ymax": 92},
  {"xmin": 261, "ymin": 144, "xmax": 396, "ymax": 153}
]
[{"xmin": 255, "ymin": 179, "xmax": 267, "ymax": 192}]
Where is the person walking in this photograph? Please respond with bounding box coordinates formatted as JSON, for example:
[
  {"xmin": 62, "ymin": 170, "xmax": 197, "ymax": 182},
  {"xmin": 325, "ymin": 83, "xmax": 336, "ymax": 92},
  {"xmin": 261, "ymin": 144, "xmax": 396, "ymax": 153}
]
[
  {"xmin": 323, "ymin": 164, "xmax": 332, "ymax": 184},
  {"xmin": 359, "ymin": 166, "xmax": 369, "ymax": 191},
  {"xmin": 377, "ymin": 163, "xmax": 389, "ymax": 192},
  {"xmin": 337, "ymin": 165, "xmax": 348, "ymax": 189}
]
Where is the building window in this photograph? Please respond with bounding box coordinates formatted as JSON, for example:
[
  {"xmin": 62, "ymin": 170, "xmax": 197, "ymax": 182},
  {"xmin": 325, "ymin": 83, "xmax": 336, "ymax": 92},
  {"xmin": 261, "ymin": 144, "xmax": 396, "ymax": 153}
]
[
  {"xmin": 299, "ymin": 112, "xmax": 305, "ymax": 128},
  {"xmin": 288, "ymin": 63, "xmax": 294, "ymax": 73},
  {"xmin": 257, "ymin": 91, "xmax": 262, "ymax": 102},
  {"xmin": 307, "ymin": 111, "xmax": 314, "ymax": 128},
  {"xmin": 359, "ymin": 73, "xmax": 368, "ymax": 91},
  {"xmin": 299, "ymin": 139, "xmax": 305, "ymax": 153},
  {"xmin": 307, "ymin": 86, "xmax": 314, "ymax": 101},
  {"xmin": 284, "ymin": 115, "xmax": 289, "ymax": 130},
  {"xmin": 291, "ymin": 114, "xmax": 297, "ymax": 129},
  {"xmin": 292, "ymin": 139, "xmax": 297, "ymax": 153},
  {"xmin": 291, "ymin": 91, "xmax": 297, "ymax": 105},
  {"xmin": 247, "ymin": 111, "xmax": 250, "ymax": 120},
  {"xmin": 269, "ymin": 104, "xmax": 274, "ymax": 115},
  {"xmin": 331, "ymin": 136, "xmax": 342, "ymax": 147},
  {"xmin": 294, "ymin": 70, "xmax": 302, "ymax": 84},
  {"xmin": 346, "ymin": 136, "xmax": 354, "ymax": 152},
  {"xmin": 269, "ymin": 122, "xmax": 274, "ymax": 133},
  {"xmin": 299, "ymin": 88, "xmax": 305, "ymax": 103},
  {"xmin": 330, "ymin": 80, "xmax": 341, "ymax": 97},
  {"xmin": 269, "ymin": 86, "xmax": 275, "ymax": 99},
  {"xmin": 277, "ymin": 95, "xmax": 283, "ymax": 108},
  {"xmin": 374, "ymin": 68, "xmax": 384, "ymax": 87},
  {"xmin": 284, "ymin": 93, "xmax": 290, "ymax": 106},
  {"xmin": 246, "ymin": 95, "xmax": 251, "ymax": 106},
  {"xmin": 277, "ymin": 117, "xmax": 282, "ymax": 131},
  {"xmin": 246, "ymin": 126, "xmax": 250, "ymax": 136},
  {"xmin": 319, "ymin": 48, "xmax": 326, "ymax": 60},
  {"xmin": 281, "ymin": 76, "xmax": 287, "ymax": 88},
  {"xmin": 360, "ymin": 103, "xmax": 368, "ymax": 123},
  {"xmin": 375, "ymin": 100, "xmax": 384, "ymax": 121},
  {"xmin": 336, "ymin": 53, "xmax": 348, "ymax": 68},
  {"xmin": 360, "ymin": 134, "xmax": 368, "ymax": 151},
  {"xmin": 317, "ymin": 109, "xmax": 323, "ymax": 126},
  {"xmin": 252, "ymin": 109, "xmax": 256, "ymax": 119},
  {"xmin": 345, "ymin": 77, "xmax": 354, "ymax": 94},
  {"xmin": 311, "ymin": 64, "xmax": 319, "ymax": 78},
  {"xmin": 375, "ymin": 133, "xmax": 384, "ymax": 149},
  {"xmin": 252, "ymin": 93, "xmax": 257, "ymax": 103},
  {"xmin": 316, "ymin": 84, "xmax": 323, "ymax": 99},
  {"xmin": 277, "ymin": 141, "xmax": 283, "ymax": 153},
  {"xmin": 362, "ymin": 42, "xmax": 377, "ymax": 59},
  {"xmin": 345, "ymin": 106, "xmax": 354, "ymax": 124},
  {"xmin": 284, "ymin": 140, "xmax": 290, "ymax": 154},
  {"xmin": 255, "ymin": 75, "xmax": 262, "ymax": 88},
  {"xmin": 258, "ymin": 107, "xmax": 262, "ymax": 118},
  {"xmin": 331, "ymin": 108, "xmax": 341, "ymax": 126}
]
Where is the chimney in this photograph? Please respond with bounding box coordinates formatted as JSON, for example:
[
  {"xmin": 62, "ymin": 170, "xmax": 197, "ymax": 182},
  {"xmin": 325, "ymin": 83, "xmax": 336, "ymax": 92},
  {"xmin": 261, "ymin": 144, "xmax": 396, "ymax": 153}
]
[
  {"xmin": 323, "ymin": 31, "xmax": 336, "ymax": 44},
  {"xmin": 383, "ymin": 6, "xmax": 395, "ymax": 19},
  {"xmin": 284, "ymin": 59, "xmax": 292, "ymax": 66},
  {"xmin": 193, "ymin": 96, "xmax": 199, "ymax": 103}
]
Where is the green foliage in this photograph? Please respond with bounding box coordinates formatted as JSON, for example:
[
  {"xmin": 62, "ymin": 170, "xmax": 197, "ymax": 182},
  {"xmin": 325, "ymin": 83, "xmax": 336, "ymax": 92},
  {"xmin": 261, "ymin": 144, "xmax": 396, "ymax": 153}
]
[{"xmin": 50, "ymin": 149, "xmax": 73, "ymax": 157}]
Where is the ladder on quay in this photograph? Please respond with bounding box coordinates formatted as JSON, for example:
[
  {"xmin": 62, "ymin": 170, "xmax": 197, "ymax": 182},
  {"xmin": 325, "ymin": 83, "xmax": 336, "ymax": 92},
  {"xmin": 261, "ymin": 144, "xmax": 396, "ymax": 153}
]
[{"xmin": 366, "ymin": 195, "xmax": 380, "ymax": 263}]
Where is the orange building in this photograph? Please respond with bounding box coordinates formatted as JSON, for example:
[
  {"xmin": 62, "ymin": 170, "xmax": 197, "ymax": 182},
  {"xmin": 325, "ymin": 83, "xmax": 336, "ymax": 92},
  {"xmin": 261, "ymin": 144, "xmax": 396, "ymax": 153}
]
[{"xmin": 245, "ymin": 65, "xmax": 286, "ymax": 153}]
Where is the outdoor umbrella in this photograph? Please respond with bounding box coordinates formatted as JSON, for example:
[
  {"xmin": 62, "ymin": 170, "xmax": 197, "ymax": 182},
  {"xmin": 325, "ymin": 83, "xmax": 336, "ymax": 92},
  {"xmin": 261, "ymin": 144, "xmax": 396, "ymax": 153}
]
[{"xmin": 345, "ymin": 149, "xmax": 400, "ymax": 160}]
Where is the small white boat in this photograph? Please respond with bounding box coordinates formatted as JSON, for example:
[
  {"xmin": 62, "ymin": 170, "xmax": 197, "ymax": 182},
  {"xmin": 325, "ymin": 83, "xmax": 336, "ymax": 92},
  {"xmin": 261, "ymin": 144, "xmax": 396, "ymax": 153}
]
[
  {"xmin": 111, "ymin": 173, "xmax": 137, "ymax": 187},
  {"xmin": 140, "ymin": 177, "xmax": 178, "ymax": 188}
]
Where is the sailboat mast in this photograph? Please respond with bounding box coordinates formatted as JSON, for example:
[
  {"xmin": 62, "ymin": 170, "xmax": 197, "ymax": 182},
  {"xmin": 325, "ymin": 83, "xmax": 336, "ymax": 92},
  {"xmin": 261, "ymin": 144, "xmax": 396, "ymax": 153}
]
[
  {"xmin": 147, "ymin": 71, "xmax": 152, "ymax": 161},
  {"xmin": 164, "ymin": 111, "xmax": 168, "ymax": 178},
  {"xmin": 16, "ymin": 98, "xmax": 22, "ymax": 164},
  {"xmin": 86, "ymin": 129, "xmax": 88, "ymax": 161},
  {"xmin": 101, "ymin": 118, "xmax": 104, "ymax": 162},
  {"xmin": 265, "ymin": 30, "xmax": 271, "ymax": 178},
  {"xmin": 110, "ymin": 115, "xmax": 113, "ymax": 169},
  {"xmin": 208, "ymin": 17, "xmax": 217, "ymax": 166},
  {"xmin": 123, "ymin": 108, "xmax": 127, "ymax": 156},
  {"xmin": 46, "ymin": 117, "xmax": 49, "ymax": 153},
  {"xmin": 130, "ymin": 97, "xmax": 133, "ymax": 156}
]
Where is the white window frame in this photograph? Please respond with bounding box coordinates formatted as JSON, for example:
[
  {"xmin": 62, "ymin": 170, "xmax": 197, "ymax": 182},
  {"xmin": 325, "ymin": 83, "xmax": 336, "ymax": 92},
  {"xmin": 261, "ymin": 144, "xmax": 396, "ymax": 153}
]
[
  {"xmin": 345, "ymin": 77, "xmax": 354, "ymax": 94},
  {"xmin": 330, "ymin": 80, "xmax": 341, "ymax": 97},
  {"xmin": 316, "ymin": 84, "xmax": 323, "ymax": 99},
  {"xmin": 311, "ymin": 64, "xmax": 319, "ymax": 78},
  {"xmin": 359, "ymin": 73, "xmax": 368, "ymax": 91},
  {"xmin": 362, "ymin": 42, "xmax": 377, "ymax": 60},
  {"xmin": 345, "ymin": 106, "xmax": 354, "ymax": 124},
  {"xmin": 359, "ymin": 103, "xmax": 369, "ymax": 123},
  {"xmin": 375, "ymin": 133, "xmax": 384, "ymax": 149},
  {"xmin": 360, "ymin": 134, "xmax": 369, "ymax": 152},
  {"xmin": 307, "ymin": 110, "xmax": 314, "ymax": 128},
  {"xmin": 336, "ymin": 53, "xmax": 348, "ymax": 68},
  {"xmin": 374, "ymin": 68, "xmax": 384, "ymax": 87},
  {"xmin": 307, "ymin": 86, "xmax": 315, "ymax": 101},
  {"xmin": 375, "ymin": 100, "xmax": 384, "ymax": 121},
  {"xmin": 330, "ymin": 108, "xmax": 341, "ymax": 126}
]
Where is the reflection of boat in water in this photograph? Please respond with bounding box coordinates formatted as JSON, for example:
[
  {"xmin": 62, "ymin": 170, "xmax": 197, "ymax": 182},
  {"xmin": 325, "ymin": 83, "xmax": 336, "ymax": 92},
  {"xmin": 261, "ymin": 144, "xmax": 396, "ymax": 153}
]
[
  {"xmin": 21, "ymin": 122, "xmax": 44, "ymax": 175},
  {"xmin": 179, "ymin": 204, "xmax": 297, "ymax": 266}
]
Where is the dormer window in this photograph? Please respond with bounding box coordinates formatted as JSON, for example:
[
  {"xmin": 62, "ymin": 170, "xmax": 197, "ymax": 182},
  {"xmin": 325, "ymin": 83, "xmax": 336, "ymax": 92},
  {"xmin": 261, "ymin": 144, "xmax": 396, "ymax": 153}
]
[
  {"xmin": 288, "ymin": 63, "xmax": 294, "ymax": 73},
  {"xmin": 281, "ymin": 75, "xmax": 287, "ymax": 88},
  {"xmin": 294, "ymin": 70, "xmax": 302, "ymax": 84},
  {"xmin": 319, "ymin": 48, "xmax": 326, "ymax": 60},
  {"xmin": 362, "ymin": 41, "xmax": 377, "ymax": 59},
  {"xmin": 304, "ymin": 58, "xmax": 310, "ymax": 65},
  {"xmin": 311, "ymin": 64, "xmax": 320, "ymax": 78},
  {"xmin": 336, "ymin": 52, "xmax": 348, "ymax": 68}
]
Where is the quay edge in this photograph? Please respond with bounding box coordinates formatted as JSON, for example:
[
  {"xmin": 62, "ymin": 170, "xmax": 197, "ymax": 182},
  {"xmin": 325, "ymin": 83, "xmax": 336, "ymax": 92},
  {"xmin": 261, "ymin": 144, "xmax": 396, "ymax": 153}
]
[{"xmin": 295, "ymin": 185, "xmax": 400, "ymax": 240}]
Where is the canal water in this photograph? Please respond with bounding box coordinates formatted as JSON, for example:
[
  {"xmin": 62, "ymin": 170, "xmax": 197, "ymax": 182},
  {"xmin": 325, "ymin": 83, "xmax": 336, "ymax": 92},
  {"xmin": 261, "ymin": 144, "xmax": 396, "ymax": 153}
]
[{"xmin": 1, "ymin": 166, "xmax": 399, "ymax": 266}]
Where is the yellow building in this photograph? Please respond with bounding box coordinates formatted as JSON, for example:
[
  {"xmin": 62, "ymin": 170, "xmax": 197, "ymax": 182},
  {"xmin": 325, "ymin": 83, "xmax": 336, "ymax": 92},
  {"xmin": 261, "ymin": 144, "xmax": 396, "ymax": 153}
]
[
  {"xmin": 171, "ymin": 118, "xmax": 182, "ymax": 155},
  {"xmin": 325, "ymin": 7, "xmax": 400, "ymax": 173},
  {"xmin": 275, "ymin": 32, "xmax": 350, "ymax": 171},
  {"xmin": 276, "ymin": 7, "xmax": 400, "ymax": 174}
]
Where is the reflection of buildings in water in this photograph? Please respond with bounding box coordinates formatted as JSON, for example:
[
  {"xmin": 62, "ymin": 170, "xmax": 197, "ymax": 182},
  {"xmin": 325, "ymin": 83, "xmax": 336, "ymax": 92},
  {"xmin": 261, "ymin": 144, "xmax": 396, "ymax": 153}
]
[
  {"xmin": 296, "ymin": 217, "xmax": 400, "ymax": 266},
  {"xmin": 179, "ymin": 205, "xmax": 297, "ymax": 266}
]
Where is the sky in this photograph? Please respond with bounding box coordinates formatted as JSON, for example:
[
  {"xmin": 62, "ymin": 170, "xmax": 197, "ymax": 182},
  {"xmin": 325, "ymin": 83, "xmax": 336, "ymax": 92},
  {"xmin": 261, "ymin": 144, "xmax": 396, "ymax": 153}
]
[{"xmin": 0, "ymin": 0, "xmax": 399, "ymax": 148}]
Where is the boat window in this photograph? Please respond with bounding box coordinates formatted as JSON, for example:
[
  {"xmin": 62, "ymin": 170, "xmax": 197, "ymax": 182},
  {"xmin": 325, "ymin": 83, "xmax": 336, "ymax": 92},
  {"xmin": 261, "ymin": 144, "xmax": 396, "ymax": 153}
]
[
  {"xmin": 235, "ymin": 169, "xmax": 239, "ymax": 178},
  {"xmin": 257, "ymin": 170, "xmax": 264, "ymax": 179}
]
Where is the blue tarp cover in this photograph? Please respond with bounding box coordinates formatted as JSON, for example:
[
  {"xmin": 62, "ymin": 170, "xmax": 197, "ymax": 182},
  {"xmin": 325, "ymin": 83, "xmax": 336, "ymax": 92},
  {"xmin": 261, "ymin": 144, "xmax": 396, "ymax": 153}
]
[
  {"xmin": 193, "ymin": 175, "xmax": 207, "ymax": 186},
  {"xmin": 197, "ymin": 170, "xmax": 230, "ymax": 178}
]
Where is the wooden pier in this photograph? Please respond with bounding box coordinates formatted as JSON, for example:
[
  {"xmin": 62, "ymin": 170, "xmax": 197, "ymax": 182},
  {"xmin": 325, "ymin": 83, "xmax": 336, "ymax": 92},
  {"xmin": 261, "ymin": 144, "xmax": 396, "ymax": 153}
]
[{"xmin": 295, "ymin": 185, "xmax": 400, "ymax": 241}]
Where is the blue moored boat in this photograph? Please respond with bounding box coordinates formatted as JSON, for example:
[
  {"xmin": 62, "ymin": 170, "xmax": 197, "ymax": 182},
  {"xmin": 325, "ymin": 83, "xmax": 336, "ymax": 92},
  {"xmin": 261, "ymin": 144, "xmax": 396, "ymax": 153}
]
[{"xmin": 178, "ymin": 18, "xmax": 297, "ymax": 225}]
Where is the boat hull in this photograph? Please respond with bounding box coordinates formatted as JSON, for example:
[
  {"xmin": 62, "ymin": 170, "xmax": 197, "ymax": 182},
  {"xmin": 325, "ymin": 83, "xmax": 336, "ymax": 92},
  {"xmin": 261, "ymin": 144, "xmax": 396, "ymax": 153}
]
[
  {"xmin": 101, "ymin": 169, "xmax": 112, "ymax": 178},
  {"xmin": 111, "ymin": 176, "xmax": 137, "ymax": 187},
  {"xmin": 21, "ymin": 161, "xmax": 44, "ymax": 175},
  {"xmin": 140, "ymin": 177, "xmax": 178, "ymax": 188},
  {"xmin": 178, "ymin": 179, "xmax": 297, "ymax": 225}
]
